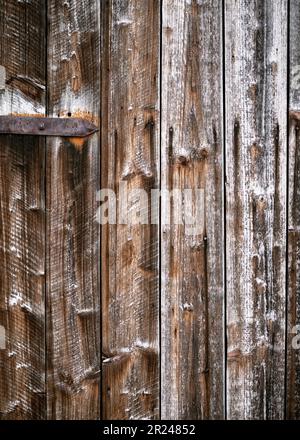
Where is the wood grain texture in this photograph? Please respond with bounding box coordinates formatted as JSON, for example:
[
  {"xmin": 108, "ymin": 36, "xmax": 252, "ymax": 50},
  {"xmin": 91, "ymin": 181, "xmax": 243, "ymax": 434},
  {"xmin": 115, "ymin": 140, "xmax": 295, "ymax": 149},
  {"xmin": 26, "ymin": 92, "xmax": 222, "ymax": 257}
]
[
  {"xmin": 0, "ymin": 0, "xmax": 297, "ymax": 421},
  {"xmin": 161, "ymin": 0, "xmax": 224, "ymax": 420},
  {"xmin": 0, "ymin": 0, "xmax": 46, "ymax": 420},
  {"xmin": 287, "ymin": 0, "xmax": 300, "ymax": 420},
  {"xmin": 46, "ymin": 0, "xmax": 100, "ymax": 420},
  {"xmin": 101, "ymin": 0, "xmax": 160, "ymax": 420},
  {"xmin": 225, "ymin": 0, "xmax": 287, "ymax": 419}
]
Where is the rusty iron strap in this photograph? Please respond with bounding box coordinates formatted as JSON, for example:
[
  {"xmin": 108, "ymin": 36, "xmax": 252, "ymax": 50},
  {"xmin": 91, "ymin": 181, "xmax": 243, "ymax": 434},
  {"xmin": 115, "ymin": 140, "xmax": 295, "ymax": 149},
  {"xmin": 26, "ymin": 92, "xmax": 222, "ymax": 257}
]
[{"xmin": 0, "ymin": 116, "xmax": 98, "ymax": 138}]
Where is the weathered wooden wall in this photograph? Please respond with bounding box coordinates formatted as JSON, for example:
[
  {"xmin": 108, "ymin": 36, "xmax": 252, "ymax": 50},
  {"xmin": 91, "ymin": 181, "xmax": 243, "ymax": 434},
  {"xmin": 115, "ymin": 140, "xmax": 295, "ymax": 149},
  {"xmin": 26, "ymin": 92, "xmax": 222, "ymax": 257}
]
[
  {"xmin": 0, "ymin": 0, "xmax": 300, "ymax": 421},
  {"xmin": 101, "ymin": 0, "xmax": 160, "ymax": 420},
  {"xmin": 161, "ymin": 0, "xmax": 224, "ymax": 420},
  {"xmin": 46, "ymin": 0, "xmax": 101, "ymax": 420},
  {"xmin": 0, "ymin": 0, "xmax": 46, "ymax": 419},
  {"xmin": 288, "ymin": 0, "xmax": 300, "ymax": 420},
  {"xmin": 225, "ymin": 0, "xmax": 287, "ymax": 419}
]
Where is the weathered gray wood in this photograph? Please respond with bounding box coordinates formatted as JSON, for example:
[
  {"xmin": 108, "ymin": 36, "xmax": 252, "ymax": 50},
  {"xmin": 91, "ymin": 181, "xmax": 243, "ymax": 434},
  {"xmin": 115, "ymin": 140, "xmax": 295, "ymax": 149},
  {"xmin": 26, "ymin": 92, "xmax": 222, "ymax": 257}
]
[
  {"xmin": 0, "ymin": 0, "xmax": 296, "ymax": 421},
  {"xmin": 101, "ymin": 0, "xmax": 160, "ymax": 420},
  {"xmin": 0, "ymin": 0, "xmax": 46, "ymax": 420},
  {"xmin": 287, "ymin": 0, "xmax": 300, "ymax": 420},
  {"xmin": 225, "ymin": 0, "xmax": 287, "ymax": 419},
  {"xmin": 46, "ymin": 0, "xmax": 101, "ymax": 419},
  {"xmin": 161, "ymin": 0, "xmax": 224, "ymax": 420}
]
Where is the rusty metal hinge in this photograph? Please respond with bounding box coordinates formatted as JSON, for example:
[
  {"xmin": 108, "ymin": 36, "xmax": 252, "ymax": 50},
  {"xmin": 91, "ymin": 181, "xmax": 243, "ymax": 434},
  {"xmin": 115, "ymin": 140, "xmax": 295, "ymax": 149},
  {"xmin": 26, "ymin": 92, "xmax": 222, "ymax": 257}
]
[{"xmin": 0, "ymin": 116, "xmax": 98, "ymax": 138}]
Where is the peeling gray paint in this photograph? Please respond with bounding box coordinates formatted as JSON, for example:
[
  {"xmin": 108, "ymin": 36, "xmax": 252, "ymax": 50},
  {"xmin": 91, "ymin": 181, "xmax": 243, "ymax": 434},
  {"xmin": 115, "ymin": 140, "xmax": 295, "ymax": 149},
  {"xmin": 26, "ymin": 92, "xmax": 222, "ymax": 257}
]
[{"xmin": 0, "ymin": 325, "xmax": 5, "ymax": 350}]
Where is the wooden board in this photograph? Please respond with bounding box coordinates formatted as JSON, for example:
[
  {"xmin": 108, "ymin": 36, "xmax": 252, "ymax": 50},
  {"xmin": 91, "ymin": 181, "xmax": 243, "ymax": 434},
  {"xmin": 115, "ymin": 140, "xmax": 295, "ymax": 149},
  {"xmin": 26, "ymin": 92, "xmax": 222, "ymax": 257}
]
[
  {"xmin": 46, "ymin": 0, "xmax": 101, "ymax": 420},
  {"xmin": 101, "ymin": 0, "xmax": 160, "ymax": 420},
  {"xmin": 225, "ymin": 0, "xmax": 287, "ymax": 420},
  {"xmin": 161, "ymin": 0, "xmax": 224, "ymax": 420},
  {"xmin": 0, "ymin": 0, "xmax": 46, "ymax": 420},
  {"xmin": 287, "ymin": 0, "xmax": 300, "ymax": 420}
]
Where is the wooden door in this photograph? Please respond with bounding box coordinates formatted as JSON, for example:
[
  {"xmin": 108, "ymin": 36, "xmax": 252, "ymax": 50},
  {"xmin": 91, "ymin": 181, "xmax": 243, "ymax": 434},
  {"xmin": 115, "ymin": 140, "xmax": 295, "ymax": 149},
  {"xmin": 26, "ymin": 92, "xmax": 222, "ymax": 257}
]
[{"xmin": 0, "ymin": 0, "xmax": 299, "ymax": 421}]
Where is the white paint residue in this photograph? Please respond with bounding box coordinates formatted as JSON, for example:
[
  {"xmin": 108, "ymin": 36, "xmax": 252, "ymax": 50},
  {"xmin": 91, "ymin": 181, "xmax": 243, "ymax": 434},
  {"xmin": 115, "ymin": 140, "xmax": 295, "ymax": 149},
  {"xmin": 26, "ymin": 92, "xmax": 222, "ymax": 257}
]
[
  {"xmin": 180, "ymin": 302, "xmax": 194, "ymax": 311},
  {"xmin": 54, "ymin": 83, "xmax": 96, "ymax": 118},
  {"xmin": 16, "ymin": 363, "xmax": 30, "ymax": 370},
  {"xmin": 255, "ymin": 277, "xmax": 266, "ymax": 288},
  {"xmin": 0, "ymin": 65, "xmax": 6, "ymax": 90},
  {"xmin": 120, "ymin": 347, "xmax": 132, "ymax": 354},
  {"xmin": 0, "ymin": 325, "xmax": 5, "ymax": 349},
  {"xmin": 137, "ymin": 388, "xmax": 151, "ymax": 395},
  {"xmin": 75, "ymin": 307, "xmax": 93, "ymax": 316},
  {"xmin": 11, "ymin": 89, "xmax": 44, "ymax": 115},
  {"xmin": 116, "ymin": 18, "xmax": 133, "ymax": 27},
  {"xmin": 33, "ymin": 269, "xmax": 45, "ymax": 276},
  {"xmin": 9, "ymin": 291, "xmax": 22, "ymax": 307},
  {"xmin": 135, "ymin": 339, "xmax": 151, "ymax": 349},
  {"xmin": 121, "ymin": 389, "xmax": 129, "ymax": 395},
  {"xmin": 266, "ymin": 310, "xmax": 277, "ymax": 322},
  {"xmin": 20, "ymin": 302, "xmax": 33, "ymax": 313}
]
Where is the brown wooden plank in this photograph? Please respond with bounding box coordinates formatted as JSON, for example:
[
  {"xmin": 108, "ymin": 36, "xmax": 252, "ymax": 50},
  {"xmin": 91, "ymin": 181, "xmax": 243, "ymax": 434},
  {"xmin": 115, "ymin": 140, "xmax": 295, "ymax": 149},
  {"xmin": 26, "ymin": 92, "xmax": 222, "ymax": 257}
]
[
  {"xmin": 0, "ymin": 0, "xmax": 46, "ymax": 420},
  {"xmin": 161, "ymin": 0, "xmax": 224, "ymax": 419},
  {"xmin": 46, "ymin": 0, "xmax": 101, "ymax": 420},
  {"xmin": 225, "ymin": 0, "xmax": 287, "ymax": 419},
  {"xmin": 287, "ymin": 0, "xmax": 300, "ymax": 420},
  {"xmin": 101, "ymin": 0, "xmax": 160, "ymax": 420}
]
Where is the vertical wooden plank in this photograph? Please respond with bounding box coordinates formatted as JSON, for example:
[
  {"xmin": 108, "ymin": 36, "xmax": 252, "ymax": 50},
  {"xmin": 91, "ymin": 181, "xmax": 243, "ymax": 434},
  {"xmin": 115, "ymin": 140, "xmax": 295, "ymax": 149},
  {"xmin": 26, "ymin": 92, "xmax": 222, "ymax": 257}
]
[
  {"xmin": 46, "ymin": 0, "xmax": 100, "ymax": 419},
  {"xmin": 0, "ymin": 0, "xmax": 46, "ymax": 420},
  {"xmin": 225, "ymin": 0, "xmax": 287, "ymax": 419},
  {"xmin": 161, "ymin": 0, "xmax": 224, "ymax": 419},
  {"xmin": 288, "ymin": 0, "xmax": 300, "ymax": 420},
  {"xmin": 101, "ymin": 0, "xmax": 160, "ymax": 420}
]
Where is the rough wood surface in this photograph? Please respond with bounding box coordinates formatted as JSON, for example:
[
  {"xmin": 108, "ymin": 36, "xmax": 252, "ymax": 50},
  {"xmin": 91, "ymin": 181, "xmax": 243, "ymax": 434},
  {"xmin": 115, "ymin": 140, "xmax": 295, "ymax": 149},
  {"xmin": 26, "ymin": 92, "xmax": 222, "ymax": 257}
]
[
  {"xmin": 225, "ymin": 0, "xmax": 287, "ymax": 420},
  {"xmin": 1, "ymin": 0, "xmax": 299, "ymax": 421},
  {"xmin": 0, "ymin": 0, "xmax": 46, "ymax": 420},
  {"xmin": 46, "ymin": 0, "xmax": 101, "ymax": 420},
  {"xmin": 161, "ymin": 0, "xmax": 224, "ymax": 420},
  {"xmin": 287, "ymin": 0, "xmax": 300, "ymax": 420},
  {"xmin": 101, "ymin": 0, "xmax": 160, "ymax": 420}
]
